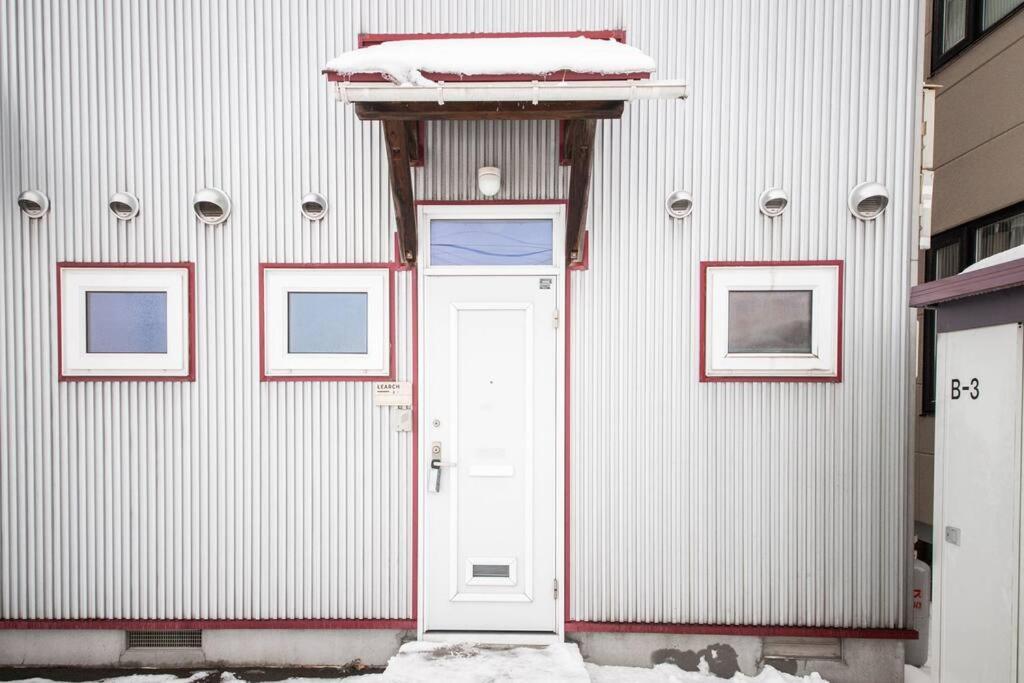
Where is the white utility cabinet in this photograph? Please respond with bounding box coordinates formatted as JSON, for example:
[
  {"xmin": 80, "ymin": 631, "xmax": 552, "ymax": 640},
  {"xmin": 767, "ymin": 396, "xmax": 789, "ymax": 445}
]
[{"xmin": 912, "ymin": 249, "xmax": 1024, "ymax": 683}]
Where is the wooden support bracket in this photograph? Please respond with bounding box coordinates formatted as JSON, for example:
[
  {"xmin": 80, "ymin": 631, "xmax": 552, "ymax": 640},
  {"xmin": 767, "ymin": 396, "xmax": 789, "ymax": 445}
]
[
  {"xmin": 382, "ymin": 120, "xmax": 418, "ymax": 263},
  {"xmin": 564, "ymin": 118, "xmax": 597, "ymax": 264}
]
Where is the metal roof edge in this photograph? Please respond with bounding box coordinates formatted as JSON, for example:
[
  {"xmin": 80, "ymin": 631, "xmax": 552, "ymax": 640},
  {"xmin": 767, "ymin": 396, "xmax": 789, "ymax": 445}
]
[{"xmin": 910, "ymin": 257, "xmax": 1024, "ymax": 307}]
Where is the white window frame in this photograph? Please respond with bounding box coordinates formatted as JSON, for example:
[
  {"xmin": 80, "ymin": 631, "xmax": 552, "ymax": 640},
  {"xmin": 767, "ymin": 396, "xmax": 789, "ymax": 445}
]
[
  {"xmin": 702, "ymin": 262, "xmax": 842, "ymax": 380},
  {"xmin": 419, "ymin": 202, "xmax": 565, "ymax": 275},
  {"xmin": 261, "ymin": 265, "xmax": 391, "ymax": 379},
  {"xmin": 58, "ymin": 264, "xmax": 192, "ymax": 379}
]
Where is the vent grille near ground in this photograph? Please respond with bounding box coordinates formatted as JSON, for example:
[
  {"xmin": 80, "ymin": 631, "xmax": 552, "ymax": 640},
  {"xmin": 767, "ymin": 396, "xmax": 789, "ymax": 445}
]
[{"xmin": 126, "ymin": 630, "xmax": 202, "ymax": 648}]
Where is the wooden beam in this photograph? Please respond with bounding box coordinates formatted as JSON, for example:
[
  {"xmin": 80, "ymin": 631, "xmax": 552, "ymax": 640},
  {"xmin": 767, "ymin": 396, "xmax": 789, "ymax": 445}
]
[
  {"xmin": 382, "ymin": 120, "xmax": 417, "ymax": 263},
  {"xmin": 565, "ymin": 118, "xmax": 596, "ymax": 264},
  {"xmin": 355, "ymin": 100, "xmax": 624, "ymax": 121},
  {"xmin": 405, "ymin": 120, "xmax": 424, "ymax": 166}
]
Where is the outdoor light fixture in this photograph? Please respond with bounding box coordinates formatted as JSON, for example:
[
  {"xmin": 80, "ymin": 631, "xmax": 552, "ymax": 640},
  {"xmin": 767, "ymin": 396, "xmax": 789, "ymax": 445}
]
[
  {"xmin": 17, "ymin": 190, "xmax": 50, "ymax": 219},
  {"xmin": 665, "ymin": 190, "xmax": 693, "ymax": 219},
  {"xmin": 300, "ymin": 192, "xmax": 329, "ymax": 221},
  {"xmin": 848, "ymin": 182, "xmax": 889, "ymax": 220},
  {"xmin": 192, "ymin": 187, "xmax": 231, "ymax": 225},
  {"xmin": 108, "ymin": 192, "xmax": 141, "ymax": 221},
  {"xmin": 477, "ymin": 166, "xmax": 501, "ymax": 197},
  {"xmin": 758, "ymin": 188, "xmax": 789, "ymax": 218}
]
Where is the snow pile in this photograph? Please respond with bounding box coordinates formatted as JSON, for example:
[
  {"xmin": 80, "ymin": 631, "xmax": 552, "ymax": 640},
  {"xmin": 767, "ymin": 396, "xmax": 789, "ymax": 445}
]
[
  {"xmin": 962, "ymin": 243, "xmax": 1024, "ymax": 273},
  {"xmin": 324, "ymin": 37, "xmax": 656, "ymax": 86}
]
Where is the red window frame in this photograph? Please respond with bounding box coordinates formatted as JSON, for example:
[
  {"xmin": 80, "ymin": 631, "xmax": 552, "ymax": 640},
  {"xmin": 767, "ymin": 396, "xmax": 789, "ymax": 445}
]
[
  {"xmin": 56, "ymin": 262, "xmax": 197, "ymax": 382},
  {"xmin": 258, "ymin": 263, "xmax": 399, "ymax": 382},
  {"xmin": 699, "ymin": 260, "xmax": 845, "ymax": 383}
]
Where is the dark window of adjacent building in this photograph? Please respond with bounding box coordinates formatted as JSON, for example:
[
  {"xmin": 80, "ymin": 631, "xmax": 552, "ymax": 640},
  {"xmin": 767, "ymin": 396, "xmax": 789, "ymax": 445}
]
[
  {"xmin": 922, "ymin": 202, "xmax": 1024, "ymax": 413},
  {"xmin": 932, "ymin": 0, "xmax": 1024, "ymax": 72}
]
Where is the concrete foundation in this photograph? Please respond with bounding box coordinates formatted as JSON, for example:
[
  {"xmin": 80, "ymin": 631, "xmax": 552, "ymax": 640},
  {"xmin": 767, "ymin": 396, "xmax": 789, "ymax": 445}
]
[
  {"xmin": 0, "ymin": 629, "xmax": 412, "ymax": 668},
  {"xmin": 1, "ymin": 629, "xmax": 905, "ymax": 681}
]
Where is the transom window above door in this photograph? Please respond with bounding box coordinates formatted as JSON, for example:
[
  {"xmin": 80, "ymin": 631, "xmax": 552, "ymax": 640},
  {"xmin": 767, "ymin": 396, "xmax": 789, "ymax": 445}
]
[
  {"xmin": 701, "ymin": 261, "xmax": 843, "ymax": 382},
  {"xmin": 57, "ymin": 263, "xmax": 195, "ymax": 380},
  {"xmin": 430, "ymin": 219, "xmax": 554, "ymax": 266},
  {"xmin": 260, "ymin": 264, "xmax": 392, "ymax": 380},
  {"xmin": 419, "ymin": 203, "xmax": 566, "ymax": 270}
]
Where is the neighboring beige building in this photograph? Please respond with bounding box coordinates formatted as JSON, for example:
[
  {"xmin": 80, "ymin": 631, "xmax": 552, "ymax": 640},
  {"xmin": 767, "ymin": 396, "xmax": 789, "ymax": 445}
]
[{"xmin": 916, "ymin": 0, "xmax": 1024, "ymax": 554}]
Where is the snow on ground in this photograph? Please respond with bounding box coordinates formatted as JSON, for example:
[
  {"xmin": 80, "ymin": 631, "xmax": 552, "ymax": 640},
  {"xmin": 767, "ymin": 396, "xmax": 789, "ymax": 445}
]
[
  {"xmin": 3, "ymin": 652, "xmax": 834, "ymax": 683},
  {"xmin": 8, "ymin": 675, "xmax": 213, "ymax": 683},
  {"xmin": 324, "ymin": 37, "xmax": 657, "ymax": 86},
  {"xmin": 586, "ymin": 662, "xmax": 825, "ymax": 683}
]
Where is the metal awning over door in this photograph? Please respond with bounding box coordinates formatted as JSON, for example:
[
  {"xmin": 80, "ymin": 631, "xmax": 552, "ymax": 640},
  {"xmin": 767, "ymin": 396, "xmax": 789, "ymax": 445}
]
[{"xmin": 322, "ymin": 32, "xmax": 688, "ymax": 265}]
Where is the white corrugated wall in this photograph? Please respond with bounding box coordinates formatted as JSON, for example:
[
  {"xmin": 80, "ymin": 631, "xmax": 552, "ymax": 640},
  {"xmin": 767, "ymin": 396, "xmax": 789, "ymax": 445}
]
[{"xmin": 0, "ymin": 0, "xmax": 919, "ymax": 627}]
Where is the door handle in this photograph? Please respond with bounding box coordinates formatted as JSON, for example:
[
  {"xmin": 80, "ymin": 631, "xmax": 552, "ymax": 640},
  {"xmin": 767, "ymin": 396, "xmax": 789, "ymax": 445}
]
[{"xmin": 429, "ymin": 441, "xmax": 456, "ymax": 493}]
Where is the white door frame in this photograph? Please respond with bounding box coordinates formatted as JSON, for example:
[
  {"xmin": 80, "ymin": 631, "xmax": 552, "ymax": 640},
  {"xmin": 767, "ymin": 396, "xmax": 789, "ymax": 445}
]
[{"xmin": 416, "ymin": 202, "xmax": 566, "ymax": 641}]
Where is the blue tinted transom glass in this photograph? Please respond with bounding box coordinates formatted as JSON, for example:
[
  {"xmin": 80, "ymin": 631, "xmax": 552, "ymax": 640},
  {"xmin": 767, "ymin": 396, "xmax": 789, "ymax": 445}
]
[
  {"xmin": 430, "ymin": 219, "xmax": 553, "ymax": 266},
  {"xmin": 86, "ymin": 291, "xmax": 168, "ymax": 353},
  {"xmin": 288, "ymin": 292, "xmax": 368, "ymax": 354}
]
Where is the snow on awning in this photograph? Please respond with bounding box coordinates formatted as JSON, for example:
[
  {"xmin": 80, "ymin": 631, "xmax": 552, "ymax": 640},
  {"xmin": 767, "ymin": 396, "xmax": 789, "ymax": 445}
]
[{"xmin": 324, "ymin": 36, "xmax": 657, "ymax": 86}]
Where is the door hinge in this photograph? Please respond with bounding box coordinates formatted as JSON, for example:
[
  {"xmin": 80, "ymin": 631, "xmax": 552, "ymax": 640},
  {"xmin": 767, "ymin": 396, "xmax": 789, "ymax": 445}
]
[
  {"xmin": 553, "ymin": 578, "xmax": 559, "ymax": 599},
  {"xmin": 552, "ymin": 308, "xmax": 560, "ymax": 329}
]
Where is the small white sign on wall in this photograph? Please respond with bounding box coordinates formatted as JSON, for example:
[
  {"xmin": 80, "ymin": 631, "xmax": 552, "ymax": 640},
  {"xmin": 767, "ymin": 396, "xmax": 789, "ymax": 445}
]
[{"xmin": 373, "ymin": 381, "xmax": 412, "ymax": 407}]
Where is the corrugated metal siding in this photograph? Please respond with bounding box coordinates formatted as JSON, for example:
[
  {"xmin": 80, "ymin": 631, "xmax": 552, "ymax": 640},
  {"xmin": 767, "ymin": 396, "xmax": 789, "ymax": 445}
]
[
  {"xmin": 0, "ymin": 0, "xmax": 918, "ymax": 626},
  {"xmin": 569, "ymin": 1, "xmax": 919, "ymax": 628}
]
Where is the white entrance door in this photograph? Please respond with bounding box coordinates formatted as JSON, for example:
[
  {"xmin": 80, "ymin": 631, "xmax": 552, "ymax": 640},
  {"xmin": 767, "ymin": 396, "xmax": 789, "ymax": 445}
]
[
  {"xmin": 422, "ymin": 274, "xmax": 559, "ymax": 633},
  {"xmin": 936, "ymin": 323, "xmax": 1023, "ymax": 682}
]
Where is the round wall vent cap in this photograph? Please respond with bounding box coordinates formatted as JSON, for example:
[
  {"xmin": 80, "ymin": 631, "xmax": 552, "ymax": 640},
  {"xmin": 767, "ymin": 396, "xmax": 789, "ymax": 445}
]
[
  {"xmin": 300, "ymin": 192, "xmax": 328, "ymax": 221},
  {"xmin": 17, "ymin": 190, "xmax": 50, "ymax": 219},
  {"xmin": 109, "ymin": 191, "xmax": 141, "ymax": 221},
  {"xmin": 848, "ymin": 182, "xmax": 889, "ymax": 220},
  {"xmin": 758, "ymin": 188, "xmax": 789, "ymax": 218},
  {"xmin": 666, "ymin": 190, "xmax": 693, "ymax": 219},
  {"xmin": 192, "ymin": 187, "xmax": 231, "ymax": 225}
]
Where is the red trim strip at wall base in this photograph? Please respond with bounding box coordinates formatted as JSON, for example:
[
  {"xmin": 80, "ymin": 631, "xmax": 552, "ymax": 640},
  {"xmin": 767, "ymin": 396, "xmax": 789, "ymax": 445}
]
[
  {"xmin": 565, "ymin": 622, "xmax": 917, "ymax": 640},
  {"xmin": 0, "ymin": 619, "xmax": 417, "ymax": 631}
]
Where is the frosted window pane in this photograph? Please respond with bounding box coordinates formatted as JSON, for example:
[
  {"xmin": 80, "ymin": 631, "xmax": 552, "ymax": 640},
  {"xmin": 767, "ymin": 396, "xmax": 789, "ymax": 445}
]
[
  {"xmin": 430, "ymin": 219, "xmax": 553, "ymax": 265},
  {"xmin": 943, "ymin": 0, "xmax": 968, "ymax": 51},
  {"xmin": 86, "ymin": 291, "xmax": 168, "ymax": 353},
  {"xmin": 288, "ymin": 292, "xmax": 368, "ymax": 354},
  {"xmin": 728, "ymin": 290, "xmax": 813, "ymax": 354}
]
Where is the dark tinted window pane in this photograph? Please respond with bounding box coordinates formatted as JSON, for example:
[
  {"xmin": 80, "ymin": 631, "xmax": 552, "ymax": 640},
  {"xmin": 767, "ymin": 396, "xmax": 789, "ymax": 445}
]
[
  {"xmin": 982, "ymin": 0, "xmax": 1024, "ymax": 29},
  {"xmin": 933, "ymin": 241, "xmax": 962, "ymax": 279},
  {"xmin": 430, "ymin": 219, "xmax": 553, "ymax": 265},
  {"xmin": 86, "ymin": 291, "xmax": 168, "ymax": 353},
  {"xmin": 974, "ymin": 211, "xmax": 1024, "ymax": 261},
  {"xmin": 288, "ymin": 292, "xmax": 368, "ymax": 354},
  {"xmin": 728, "ymin": 290, "xmax": 813, "ymax": 354},
  {"xmin": 942, "ymin": 0, "xmax": 968, "ymax": 51}
]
